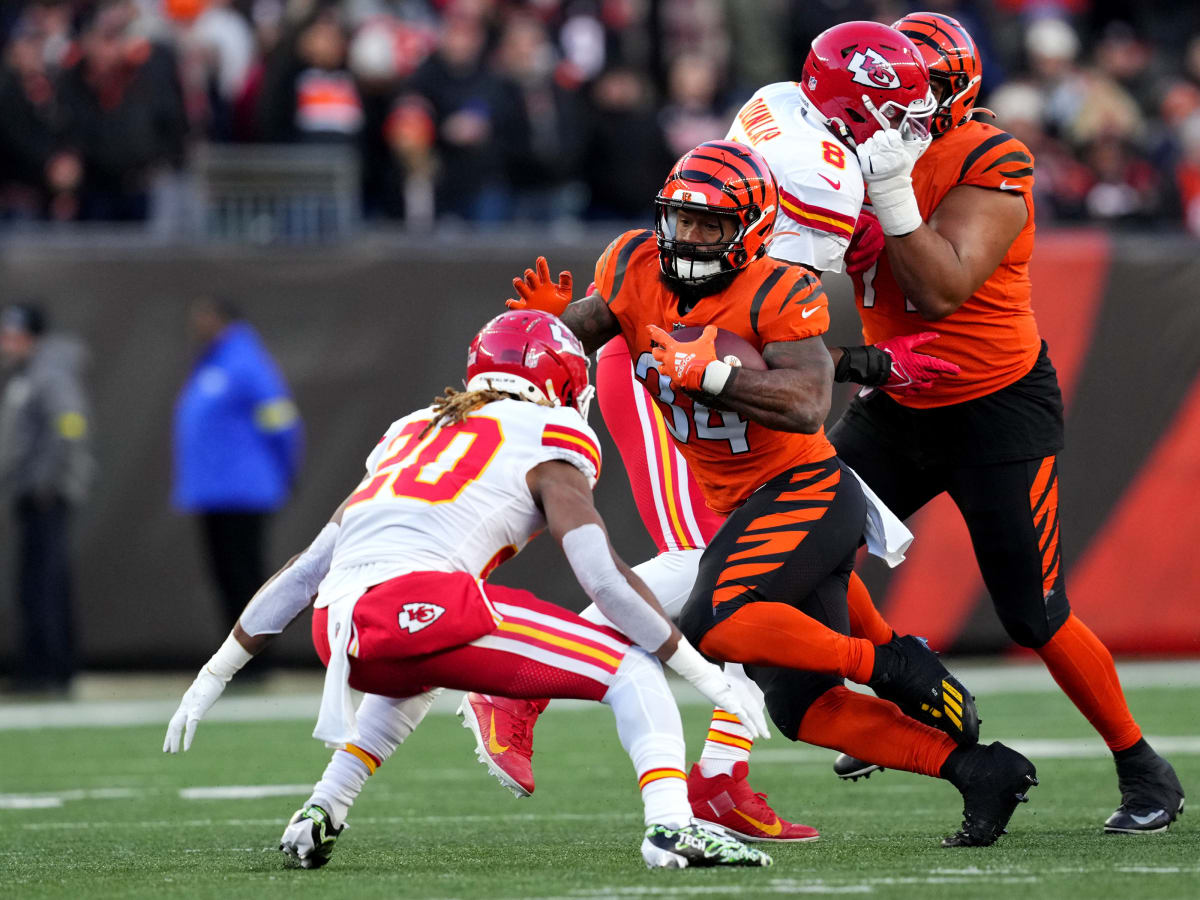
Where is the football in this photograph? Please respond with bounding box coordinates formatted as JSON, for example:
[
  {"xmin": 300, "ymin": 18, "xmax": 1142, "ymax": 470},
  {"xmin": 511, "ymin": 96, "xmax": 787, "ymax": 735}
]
[{"xmin": 668, "ymin": 326, "xmax": 767, "ymax": 370}]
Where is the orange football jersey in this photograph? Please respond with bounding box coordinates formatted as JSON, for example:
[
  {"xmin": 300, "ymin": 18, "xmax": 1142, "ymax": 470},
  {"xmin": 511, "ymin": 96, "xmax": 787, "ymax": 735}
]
[
  {"xmin": 595, "ymin": 229, "xmax": 836, "ymax": 514},
  {"xmin": 854, "ymin": 121, "xmax": 1040, "ymax": 408}
]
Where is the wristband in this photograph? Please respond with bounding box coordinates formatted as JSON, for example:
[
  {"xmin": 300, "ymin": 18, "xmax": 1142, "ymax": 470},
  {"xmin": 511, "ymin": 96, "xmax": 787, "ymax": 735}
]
[
  {"xmin": 204, "ymin": 633, "xmax": 254, "ymax": 683},
  {"xmin": 834, "ymin": 345, "xmax": 892, "ymax": 386},
  {"xmin": 867, "ymin": 175, "xmax": 923, "ymax": 237},
  {"xmin": 665, "ymin": 640, "xmax": 713, "ymax": 685},
  {"xmin": 701, "ymin": 360, "xmax": 733, "ymax": 395}
]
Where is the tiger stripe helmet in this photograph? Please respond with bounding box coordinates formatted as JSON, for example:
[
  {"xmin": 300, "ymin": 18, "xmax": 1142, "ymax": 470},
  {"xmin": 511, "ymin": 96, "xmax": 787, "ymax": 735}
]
[
  {"xmin": 654, "ymin": 140, "xmax": 778, "ymax": 284},
  {"xmin": 893, "ymin": 12, "xmax": 983, "ymax": 138}
]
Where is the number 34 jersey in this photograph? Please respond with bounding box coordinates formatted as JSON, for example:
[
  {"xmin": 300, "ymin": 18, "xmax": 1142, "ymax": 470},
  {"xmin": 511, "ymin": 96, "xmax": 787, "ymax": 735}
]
[
  {"xmin": 596, "ymin": 229, "xmax": 837, "ymax": 515},
  {"xmin": 327, "ymin": 398, "xmax": 602, "ymax": 581}
]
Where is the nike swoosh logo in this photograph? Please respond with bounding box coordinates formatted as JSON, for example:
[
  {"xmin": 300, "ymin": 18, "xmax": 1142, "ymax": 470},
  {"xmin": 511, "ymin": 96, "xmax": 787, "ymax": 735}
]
[
  {"xmin": 801, "ymin": 306, "xmax": 819, "ymax": 318},
  {"xmin": 999, "ymin": 181, "xmax": 1020, "ymax": 190},
  {"xmin": 1130, "ymin": 810, "xmax": 1166, "ymax": 825},
  {"xmin": 487, "ymin": 710, "xmax": 509, "ymax": 754},
  {"xmin": 818, "ymin": 174, "xmax": 841, "ymax": 190},
  {"xmin": 733, "ymin": 808, "xmax": 782, "ymax": 836}
]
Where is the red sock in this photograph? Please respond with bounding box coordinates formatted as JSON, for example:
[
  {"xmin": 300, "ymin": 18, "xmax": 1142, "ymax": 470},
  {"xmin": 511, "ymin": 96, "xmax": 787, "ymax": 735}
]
[
  {"xmin": 699, "ymin": 602, "xmax": 876, "ymax": 684},
  {"xmin": 846, "ymin": 572, "xmax": 894, "ymax": 645},
  {"xmin": 797, "ymin": 686, "xmax": 956, "ymax": 777},
  {"xmin": 1035, "ymin": 613, "xmax": 1142, "ymax": 751}
]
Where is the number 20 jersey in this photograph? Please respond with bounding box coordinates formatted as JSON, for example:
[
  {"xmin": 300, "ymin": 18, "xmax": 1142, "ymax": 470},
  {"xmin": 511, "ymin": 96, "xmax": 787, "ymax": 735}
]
[
  {"xmin": 596, "ymin": 230, "xmax": 836, "ymax": 515},
  {"xmin": 328, "ymin": 398, "xmax": 602, "ymax": 581}
]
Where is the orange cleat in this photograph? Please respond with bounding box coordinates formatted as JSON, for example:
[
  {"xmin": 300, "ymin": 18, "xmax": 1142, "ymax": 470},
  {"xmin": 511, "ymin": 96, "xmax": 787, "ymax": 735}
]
[
  {"xmin": 457, "ymin": 692, "xmax": 545, "ymax": 798},
  {"xmin": 688, "ymin": 762, "xmax": 819, "ymax": 843}
]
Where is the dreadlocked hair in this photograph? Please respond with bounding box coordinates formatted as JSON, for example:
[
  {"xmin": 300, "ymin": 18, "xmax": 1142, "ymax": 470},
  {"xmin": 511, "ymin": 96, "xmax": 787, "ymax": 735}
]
[{"xmin": 420, "ymin": 385, "xmax": 550, "ymax": 438}]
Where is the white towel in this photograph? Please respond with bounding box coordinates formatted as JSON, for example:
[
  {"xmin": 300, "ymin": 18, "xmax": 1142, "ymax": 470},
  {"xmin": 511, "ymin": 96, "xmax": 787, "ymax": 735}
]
[
  {"xmin": 312, "ymin": 589, "xmax": 361, "ymax": 747},
  {"xmin": 846, "ymin": 465, "xmax": 913, "ymax": 568}
]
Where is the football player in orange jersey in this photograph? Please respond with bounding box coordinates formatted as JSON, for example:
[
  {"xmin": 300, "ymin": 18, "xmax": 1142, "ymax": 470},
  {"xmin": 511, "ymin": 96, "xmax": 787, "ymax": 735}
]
[
  {"xmin": 828, "ymin": 12, "xmax": 1184, "ymax": 834},
  {"xmin": 473, "ymin": 140, "xmax": 1043, "ymax": 848}
]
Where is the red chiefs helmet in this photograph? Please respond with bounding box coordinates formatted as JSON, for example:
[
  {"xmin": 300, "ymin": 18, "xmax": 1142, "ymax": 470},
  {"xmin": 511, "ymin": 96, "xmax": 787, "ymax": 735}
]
[
  {"xmin": 466, "ymin": 310, "xmax": 594, "ymax": 416},
  {"xmin": 893, "ymin": 12, "xmax": 983, "ymax": 138},
  {"xmin": 654, "ymin": 140, "xmax": 778, "ymax": 284},
  {"xmin": 801, "ymin": 20, "xmax": 935, "ymax": 149}
]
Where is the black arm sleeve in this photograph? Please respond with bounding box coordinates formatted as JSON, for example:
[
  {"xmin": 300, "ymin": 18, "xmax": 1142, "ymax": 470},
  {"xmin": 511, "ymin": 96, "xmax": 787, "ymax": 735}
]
[{"xmin": 834, "ymin": 345, "xmax": 893, "ymax": 387}]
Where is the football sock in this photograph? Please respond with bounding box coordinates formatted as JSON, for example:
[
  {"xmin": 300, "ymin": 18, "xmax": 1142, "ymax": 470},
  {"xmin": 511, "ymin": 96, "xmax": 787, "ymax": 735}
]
[
  {"xmin": 698, "ymin": 664, "xmax": 762, "ymax": 776},
  {"xmin": 1035, "ymin": 613, "xmax": 1142, "ymax": 751},
  {"xmin": 699, "ymin": 601, "xmax": 877, "ymax": 685},
  {"xmin": 307, "ymin": 690, "xmax": 440, "ymax": 827},
  {"xmin": 797, "ymin": 685, "xmax": 956, "ymax": 778},
  {"xmin": 603, "ymin": 647, "xmax": 691, "ymax": 828},
  {"xmin": 846, "ymin": 571, "xmax": 895, "ymax": 645}
]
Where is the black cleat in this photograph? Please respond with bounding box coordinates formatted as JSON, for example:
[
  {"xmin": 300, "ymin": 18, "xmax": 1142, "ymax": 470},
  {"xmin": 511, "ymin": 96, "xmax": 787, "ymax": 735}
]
[
  {"xmin": 280, "ymin": 804, "xmax": 344, "ymax": 869},
  {"xmin": 868, "ymin": 635, "xmax": 980, "ymax": 746},
  {"xmin": 834, "ymin": 753, "xmax": 885, "ymax": 782},
  {"xmin": 1104, "ymin": 741, "xmax": 1185, "ymax": 834},
  {"xmin": 941, "ymin": 742, "xmax": 1038, "ymax": 847},
  {"xmin": 641, "ymin": 823, "xmax": 773, "ymax": 868}
]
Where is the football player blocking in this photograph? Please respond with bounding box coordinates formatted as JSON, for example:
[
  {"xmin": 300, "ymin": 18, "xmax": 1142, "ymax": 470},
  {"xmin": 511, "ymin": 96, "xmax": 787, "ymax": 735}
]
[
  {"xmin": 488, "ymin": 122, "xmax": 1045, "ymax": 844},
  {"xmin": 164, "ymin": 311, "xmax": 773, "ymax": 870},
  {"xmin": 825, "ymin": 11, "xmax": 1181, "ymax": 834}
]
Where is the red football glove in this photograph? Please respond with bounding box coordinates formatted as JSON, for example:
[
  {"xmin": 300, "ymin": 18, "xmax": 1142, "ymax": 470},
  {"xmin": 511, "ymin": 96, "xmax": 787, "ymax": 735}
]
[
  {"xmin": 845, "ymin": 209, "xmax": 885, "ymax": 275},
  {"xmin": 647, "ymin": 324, "xmax": 717, "ymax": 392},
  {"xmin": 877, "ymin": 332, "xmax": 961, "ymax": 396},
  {"xmin": 506, "ymin": 256, "xmax": 573, "ymax": 315}
]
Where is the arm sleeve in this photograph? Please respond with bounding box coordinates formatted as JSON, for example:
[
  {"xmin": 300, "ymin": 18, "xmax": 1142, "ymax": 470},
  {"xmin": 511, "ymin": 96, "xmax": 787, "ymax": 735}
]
[
  {"xmin": 238, "ymin": 521, "xmax": 339, "ymax": 636},
  {"xmin": 561, "ymin": 524, "xmax": 671, "ymax": 651}
]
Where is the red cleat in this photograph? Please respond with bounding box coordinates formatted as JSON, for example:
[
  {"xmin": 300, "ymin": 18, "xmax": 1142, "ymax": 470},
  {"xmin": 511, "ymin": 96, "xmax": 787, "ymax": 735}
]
[
  {"xmin": 688, "ymin": 762, "xmax": 820, "ymax": 843},
  {"xmin": 457, "ymin": 692, "xmax": 545, "ymax": 798}
]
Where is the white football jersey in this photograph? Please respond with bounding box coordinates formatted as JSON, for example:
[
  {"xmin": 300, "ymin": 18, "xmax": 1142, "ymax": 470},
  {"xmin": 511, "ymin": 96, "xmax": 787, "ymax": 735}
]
[
  {"xmin": 727, "ymin": 82, "xmax": 865, "ymax": 274},
  {"xmin": 323, "ymin": 398, "xmax": 602, "ymax": 587}
]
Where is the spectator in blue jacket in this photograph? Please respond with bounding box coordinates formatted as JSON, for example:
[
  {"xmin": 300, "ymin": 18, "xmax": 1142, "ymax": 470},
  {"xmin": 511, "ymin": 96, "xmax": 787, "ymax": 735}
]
[{"xmin": 172, "ymin": 296, "xmax": 302, "ymax": 636}]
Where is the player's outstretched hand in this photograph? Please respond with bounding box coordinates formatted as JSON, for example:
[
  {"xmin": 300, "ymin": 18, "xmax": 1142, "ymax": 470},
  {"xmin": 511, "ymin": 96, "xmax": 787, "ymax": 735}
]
[
  {"xmin": 876, "ymin": 332, "xmax": 960, "ymax": 396},
  {"xmin": 647, "ymin": 324, "xmax": 717, "ymax": 393},
  {"xmin": 845, "ymin": 208, "xmax": 884, "ymax": 275},
  {"xmin": 163, "ymin": 668, "xmax": 227, "ymax": 753},
  {"xmin": 689, "ymin": 662, "xmax": 771, "ymax": 741},
  {"xmin": 506, "ymin": 256, "xmax": 573, "ymax": 315}
]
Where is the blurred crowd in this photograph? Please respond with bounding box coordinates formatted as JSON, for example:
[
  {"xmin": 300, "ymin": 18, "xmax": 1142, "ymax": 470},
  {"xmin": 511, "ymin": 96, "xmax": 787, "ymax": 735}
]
[{"xmin": 2, "ymin": 0, "xmax": 1200, "ymax": 233}]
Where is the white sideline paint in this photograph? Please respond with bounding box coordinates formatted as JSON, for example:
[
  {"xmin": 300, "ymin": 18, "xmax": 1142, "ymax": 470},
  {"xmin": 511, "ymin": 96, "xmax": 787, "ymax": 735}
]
[
  {"xmin": 749, "ymin": 734, "xmax": 1200, "ymax": 765},
  {"xmin": 2, "ymin": 660, "xmax": 1199, "ymax": 731}
]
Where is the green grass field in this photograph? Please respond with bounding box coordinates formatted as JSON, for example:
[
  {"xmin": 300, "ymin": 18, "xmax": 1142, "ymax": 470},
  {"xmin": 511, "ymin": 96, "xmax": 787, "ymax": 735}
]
[{"xmin": 3, "ymin": 667, "xmax": 1197, "ymax": 899}]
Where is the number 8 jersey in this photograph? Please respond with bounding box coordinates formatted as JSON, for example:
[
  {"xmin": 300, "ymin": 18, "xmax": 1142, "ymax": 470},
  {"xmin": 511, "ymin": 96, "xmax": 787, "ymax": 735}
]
[
  {"xmin": 329, "ymin": 398, "xmax": 602, "ymax": 580},
  {"xmin": 596, "ymin": 229, "xmax": 836, "ymax": 515}
]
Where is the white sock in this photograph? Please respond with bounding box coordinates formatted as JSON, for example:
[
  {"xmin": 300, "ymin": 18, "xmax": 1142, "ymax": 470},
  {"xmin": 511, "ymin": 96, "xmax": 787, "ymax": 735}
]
[
  {"xmin": 699, "ymin": 664, "xmax": 762, "ymax": 777},
  {"xmin": 307, "ymin": 689, "xmax": 440, "ymax": 827},
  {"xmin": 602, "ymin": 647, "xmax": 691, "ymax": 828}
]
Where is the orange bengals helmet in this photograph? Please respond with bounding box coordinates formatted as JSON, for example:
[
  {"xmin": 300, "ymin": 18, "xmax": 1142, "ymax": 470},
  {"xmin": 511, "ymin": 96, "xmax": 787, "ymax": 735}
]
[
  {"xmin": 893, "ymin": 12, "xmax": 983, "ymax": 138},
  {"xmin": 654, "ymin": 140, "xmax": 777, "ymax": 285},
  {"xmin": 801, "ymin": 20, "xmax": 934, "ymax": 149}
]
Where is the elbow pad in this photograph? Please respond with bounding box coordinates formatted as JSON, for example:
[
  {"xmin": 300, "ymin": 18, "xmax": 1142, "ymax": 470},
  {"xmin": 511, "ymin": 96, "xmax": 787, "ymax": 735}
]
[
  {"xmin": 561, "ymin": 524, "xmax": 671, "ymax": 651},
  {"xmin": 240, "ymin": 521, "xmax": 339, "ymax": 636}
]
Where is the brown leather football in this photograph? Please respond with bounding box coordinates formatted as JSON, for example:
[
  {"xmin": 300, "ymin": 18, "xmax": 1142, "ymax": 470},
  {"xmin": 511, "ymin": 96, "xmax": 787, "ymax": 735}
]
[{"xmin": 668, "ymin": 326, "xmax": 767, "ymax": 370}]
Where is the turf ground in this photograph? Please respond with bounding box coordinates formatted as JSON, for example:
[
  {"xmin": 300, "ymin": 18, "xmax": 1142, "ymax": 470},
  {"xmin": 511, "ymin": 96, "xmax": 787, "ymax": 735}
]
[{"xmin": 2, "ymin": 662, "xmax": 1197, "ymax": 899}]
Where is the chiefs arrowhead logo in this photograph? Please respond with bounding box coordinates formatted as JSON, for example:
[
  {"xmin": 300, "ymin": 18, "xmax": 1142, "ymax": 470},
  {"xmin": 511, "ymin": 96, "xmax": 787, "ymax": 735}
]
[
  {"xmin": 847, "ymin": 48, "xmax": 901, "ymax": 89},
  {"xmin": 397, "ymin": 602, "xmax": 445, "ymax": 634}
]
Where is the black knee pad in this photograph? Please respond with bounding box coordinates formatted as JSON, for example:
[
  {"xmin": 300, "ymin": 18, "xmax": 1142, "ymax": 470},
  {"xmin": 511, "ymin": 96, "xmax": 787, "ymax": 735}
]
[
  {"xmin": 746, "ymin": 664, "xmax": 843, "ymax": 740},
  {"xmin": 996, "ymin": 590, "xmax": 1071, "ymax": 649}
]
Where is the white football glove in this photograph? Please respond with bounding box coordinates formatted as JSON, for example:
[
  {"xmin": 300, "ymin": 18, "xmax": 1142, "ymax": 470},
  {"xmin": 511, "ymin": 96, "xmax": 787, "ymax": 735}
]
[
  {"xmin": 163, "ymin": 634, "xmax": 253, "ymax": 753},
  {"xmin": 163, "ymin": 668, "xmax": 226, "ymax": 753},
  {"xmin": 665, "ymin": 642, "xmax": 771, "ymax": 739},
  {"xmin": 856, "ymin": 126, "xmax": 925, "ymax": 237}
]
